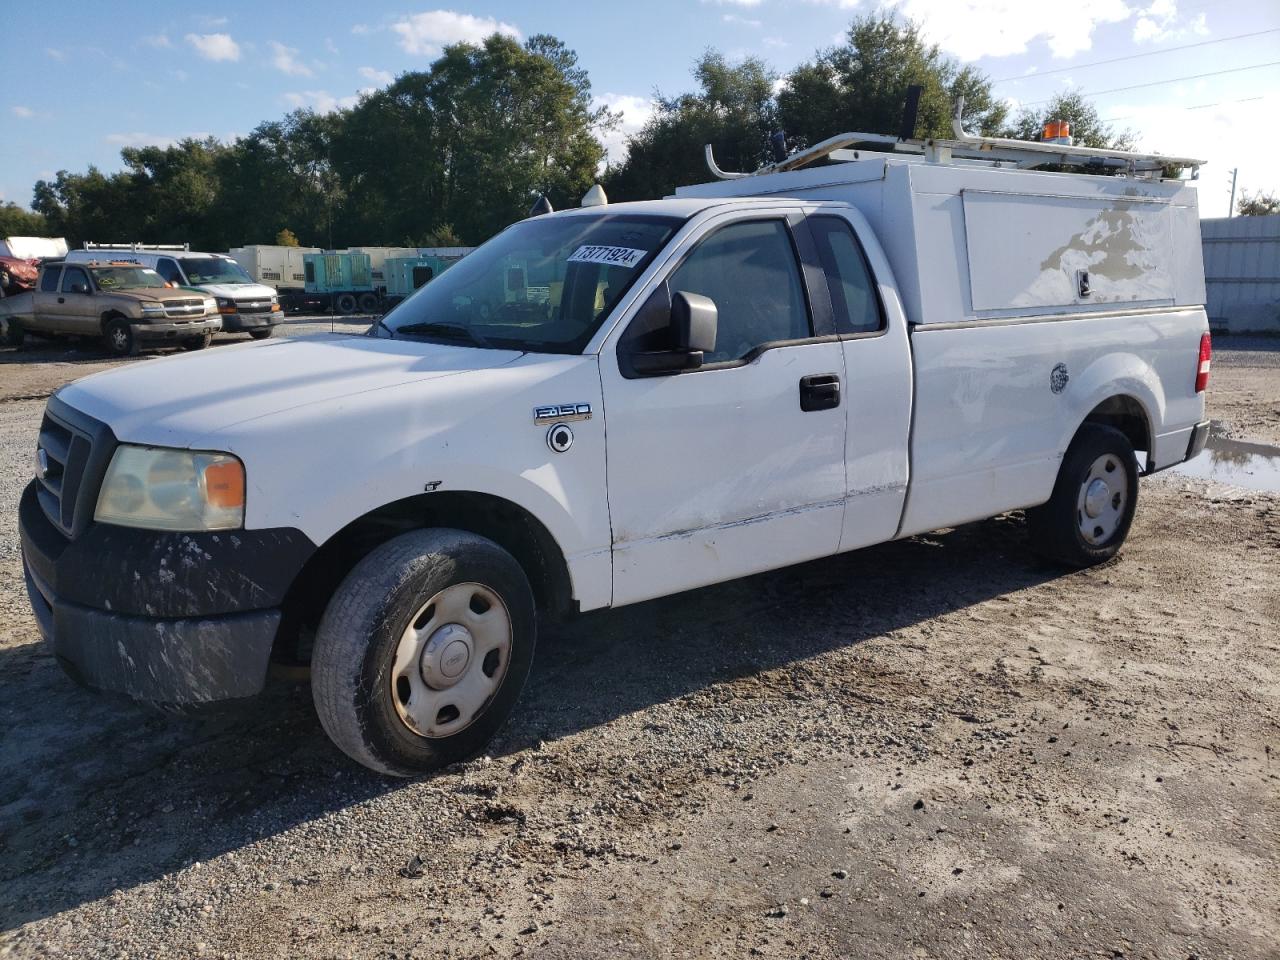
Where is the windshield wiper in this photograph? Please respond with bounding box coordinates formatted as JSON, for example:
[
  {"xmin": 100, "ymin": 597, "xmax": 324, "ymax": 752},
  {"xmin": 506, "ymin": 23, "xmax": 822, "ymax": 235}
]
[{"xmin": 393, "ymin": 322, "xmax": 492, "ymax": 348}]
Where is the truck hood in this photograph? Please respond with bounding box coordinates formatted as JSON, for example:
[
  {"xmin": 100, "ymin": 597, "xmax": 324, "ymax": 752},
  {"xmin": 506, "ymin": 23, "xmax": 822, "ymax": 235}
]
[
  {"xmin": 192, "ymin": 282, "xmax": 277, "ymax": 300},
  {"xmin": 57, "ymin": 335, "xmax": 525, "ymax": 445},
  {"xmin": 114, "ymin": 287, "xmax": 206, "ymax": 303}
]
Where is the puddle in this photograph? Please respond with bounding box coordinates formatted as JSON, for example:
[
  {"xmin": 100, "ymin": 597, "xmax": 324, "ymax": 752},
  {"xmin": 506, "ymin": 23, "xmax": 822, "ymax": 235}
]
[{"xmin": 1167, "ymin": 422, "xmax": 1280, "ymax": 493}]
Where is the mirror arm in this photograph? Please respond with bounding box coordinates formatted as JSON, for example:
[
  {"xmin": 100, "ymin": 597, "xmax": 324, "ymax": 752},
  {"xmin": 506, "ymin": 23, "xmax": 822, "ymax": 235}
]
[{"xmin": 627, "ymin": 349, "xmax": 705, "ymax": 375}]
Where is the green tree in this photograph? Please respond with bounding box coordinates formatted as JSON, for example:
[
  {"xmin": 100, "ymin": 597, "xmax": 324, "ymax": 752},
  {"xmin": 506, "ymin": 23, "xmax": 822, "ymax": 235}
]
[
  {"xmin": 1237, "ymin": 190, "xmax": 1280, "ymax": 216},
  {"xmin": 1005, "ymin": 91, "xmax": 1134, "ymax": 150},
  {"xmin": 332, "ymin": 34, "xmax": 606, "ymax": 245},
  {"xmin": 604, "ymin": 51, "xmax": 779, "ymax": 201},
  {"xmin": 0, "ymin": 202, "xmax": 49, "ymax": 238},
  {"xmin": 421, "ymin": 223, "xmax": 464, "ymax": 247},
  {"xmin": 779, "ymin": 14, "xmax": 1008, "ymax": 148},
  {"xmin": 276, "ymin": 228, "xmax": 301, "ymax": 246}
]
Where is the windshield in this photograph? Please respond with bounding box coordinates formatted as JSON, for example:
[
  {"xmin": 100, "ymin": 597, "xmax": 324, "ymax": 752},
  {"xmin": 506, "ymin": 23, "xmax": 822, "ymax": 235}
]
[
  {"xmin": 92, "ymin": 267, "xmax": 167, "ymax": 290},
  {"xmin": 179, "ymin": 257, "xmax": 253, "ymax": 285},
  {"xmin": 376, "ymin": 213, "xmax": 683, "ymax": 353}
]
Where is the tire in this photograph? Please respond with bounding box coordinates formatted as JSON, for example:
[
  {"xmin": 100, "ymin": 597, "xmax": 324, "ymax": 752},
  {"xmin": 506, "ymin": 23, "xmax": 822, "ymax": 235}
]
[
  {"xmin": 311, "ymin": 529, "xmax": 536, "ymax": 777},
  {"xmin": 1027, "ymin": 423, "xmax": 1139, "ymax": 567},
  {"xmin": 181, "ymin": 331, "xmax": 213, "ymax": 351},
  {"xmin": 248, "ymin": 327, "xmax": 274, "ymax": 340},
  {"xmin": 358, "ymin": 293, "xmax": 380, "ymax": 314},
  {"xmin": 1, "ymin": 316, "xmax": 22, "ymax": 348},
  {"xmin": 334, "ymin": 293, "xmax": 358, "ymax": 314},
  {"xmin": 103, "ymin": 317, "xmax": 137, "ymax": 357}
]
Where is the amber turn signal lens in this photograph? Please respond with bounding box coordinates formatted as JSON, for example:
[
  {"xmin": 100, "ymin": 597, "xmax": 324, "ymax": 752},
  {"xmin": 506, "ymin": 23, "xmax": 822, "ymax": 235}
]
[{"xmin": 204, "ymin": 460, "xmax": 245, "ymax": 509}]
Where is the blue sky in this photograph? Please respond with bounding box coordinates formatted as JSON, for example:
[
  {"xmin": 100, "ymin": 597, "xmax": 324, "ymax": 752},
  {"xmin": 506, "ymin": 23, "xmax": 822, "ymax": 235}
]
[{"xmin": 4, "ymin": 1, "xmax": 1278, "ymax": 219}]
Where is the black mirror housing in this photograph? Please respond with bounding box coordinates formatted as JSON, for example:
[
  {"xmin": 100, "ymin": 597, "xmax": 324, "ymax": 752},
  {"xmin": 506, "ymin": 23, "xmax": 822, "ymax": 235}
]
[{"xmin": 620, "ymin": 287, "xmax": 719, "ymax": 377}]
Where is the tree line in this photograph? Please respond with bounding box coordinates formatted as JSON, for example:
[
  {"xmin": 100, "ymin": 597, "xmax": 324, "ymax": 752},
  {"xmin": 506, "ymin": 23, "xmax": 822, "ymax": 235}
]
[{"xmin": 9, "ymin": 14, "xmax": 1163, "ymax": 253}]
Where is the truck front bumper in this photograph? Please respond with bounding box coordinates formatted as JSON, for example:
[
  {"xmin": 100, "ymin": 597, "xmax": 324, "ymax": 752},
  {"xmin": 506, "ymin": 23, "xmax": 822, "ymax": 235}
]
[
  {"xmin": 18, "ymin": 481, "xmax": 314, "ymax": 705},
  {"xmin": 221, "ymin": 310, "xmax": 284, "ymax": 332},
  {"xmin": 135, "ymin": 317, "xmax": 222, "ymax": 341}
]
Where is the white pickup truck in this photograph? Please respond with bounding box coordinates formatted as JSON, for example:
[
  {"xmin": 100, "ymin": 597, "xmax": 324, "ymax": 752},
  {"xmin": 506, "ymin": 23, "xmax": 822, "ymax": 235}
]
[{"xmin": 19, "ymin": 127, "xmax": 1212, "ymax": 776}]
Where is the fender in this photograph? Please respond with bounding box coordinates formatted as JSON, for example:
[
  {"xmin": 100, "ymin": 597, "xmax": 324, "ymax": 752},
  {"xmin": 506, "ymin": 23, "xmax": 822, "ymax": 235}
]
[{"xmin": 1057, "ymin": 350, "xmax": 1162, "ymax": 463}]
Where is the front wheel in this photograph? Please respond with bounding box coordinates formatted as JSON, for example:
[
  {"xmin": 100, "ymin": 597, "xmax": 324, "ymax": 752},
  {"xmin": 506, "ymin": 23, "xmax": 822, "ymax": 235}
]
[
  {"xmin": 1, "ymin": 317, "xmax": 22, "ymax": 347},
  {"xmin": 310, "ymin": 529, "xmax": 536, "ymax": 777},
  {"xmin": 103, "ymin": 318, "xmax": 136, "ymax": 357},
  {"xmin": 248, "ymin": 327, "xmax": 274, "ymax": 340},
  {"xmin": 1027, "ymin": 424, "xmax": 1139, "ymax": 567},
  {"xmin": 181, "ymin": 331, "xmax": 213, "ymax": 350}
]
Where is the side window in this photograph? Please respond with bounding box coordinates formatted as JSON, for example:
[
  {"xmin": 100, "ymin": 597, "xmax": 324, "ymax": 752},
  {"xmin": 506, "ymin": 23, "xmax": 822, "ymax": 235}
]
[
  {"xmin": 40, "ymin": 268, "xmax": 61, "ymax": 293},
  {"xmin": 809, "ymin": 216, "xmax": 884, "ymax": 334},
  {"xmin": 155, "ymin": 258, "xmax": 183, "ymax": 284},
  {"xmin": 666, "ymin": 219, "xmax": 811, "ymax": 364},
  {"xmin": 61, "ymin": 267, "xmax": 90, "ymax": 294}
]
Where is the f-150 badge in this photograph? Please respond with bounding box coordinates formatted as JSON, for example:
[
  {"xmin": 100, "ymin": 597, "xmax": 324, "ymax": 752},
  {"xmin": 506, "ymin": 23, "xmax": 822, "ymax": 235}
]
[{"xmin": 534, "ymin": 404, "xmax": 591, "ymax": 424}]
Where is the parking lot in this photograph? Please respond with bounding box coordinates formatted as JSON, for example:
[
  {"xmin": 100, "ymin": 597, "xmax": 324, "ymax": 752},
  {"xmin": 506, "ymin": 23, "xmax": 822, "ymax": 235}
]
[{"xmin": 0, "ymin": 330, "xmax": 1276, "ymax": 959}]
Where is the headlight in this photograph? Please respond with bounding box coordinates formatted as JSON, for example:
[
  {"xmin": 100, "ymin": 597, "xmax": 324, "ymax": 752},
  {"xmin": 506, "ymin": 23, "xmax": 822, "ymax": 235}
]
[
  {"xmin": 203, "ymin": 298, "xmax": 218, "ymax": 313},
  {"xmin": 140, "ymin": 303, "xmax": 166, "ymax": 316},
  {"xmin": 216, "ymin": 297, "xmax": 236, "ymax": 312},
  {"xmin": 270, "ymin": 295, "xmax": 279, "ymax": 307},
  {"xmin": 95, "ymin": 445, "xmax": 244, "ymax": 531}
]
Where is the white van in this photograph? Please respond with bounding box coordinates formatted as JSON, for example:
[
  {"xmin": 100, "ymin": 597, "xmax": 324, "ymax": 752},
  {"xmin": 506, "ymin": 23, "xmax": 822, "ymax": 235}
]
[
  {"xmin": 65, "ymin": 244, "xmax": 283, "ymax": 338},
  {"xmin": 21, "ymin": 122, "xmax": 1211, "ymax": 776}
]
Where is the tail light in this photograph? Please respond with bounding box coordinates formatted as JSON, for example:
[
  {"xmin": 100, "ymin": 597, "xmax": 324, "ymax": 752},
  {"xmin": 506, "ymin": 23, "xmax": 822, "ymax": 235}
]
[{"xmin": 1195, "ymin": 332, "xmax": 1212, "ymax": 393}]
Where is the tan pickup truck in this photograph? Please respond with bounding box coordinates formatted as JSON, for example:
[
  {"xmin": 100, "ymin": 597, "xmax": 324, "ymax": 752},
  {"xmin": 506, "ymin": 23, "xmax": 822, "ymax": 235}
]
[{"xmin": 0, "ymin": 261, "xmax": 222, "ymax": 356}]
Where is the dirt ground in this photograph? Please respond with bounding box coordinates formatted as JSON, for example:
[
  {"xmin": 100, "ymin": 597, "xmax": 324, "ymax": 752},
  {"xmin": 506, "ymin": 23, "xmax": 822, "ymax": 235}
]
[{"xmin": 0, "ymin": 330, "xmax": 1276, "ymax": 960}]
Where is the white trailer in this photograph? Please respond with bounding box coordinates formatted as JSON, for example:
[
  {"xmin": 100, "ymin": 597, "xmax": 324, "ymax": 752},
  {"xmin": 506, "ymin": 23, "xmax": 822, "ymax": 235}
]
[
  {"xmin": 0, "ymin": 236, "xmax": 69, "ymax": 260},
  {"xmin": 228, "ymin": 245, "xmax": 321, "ymax": 292}
]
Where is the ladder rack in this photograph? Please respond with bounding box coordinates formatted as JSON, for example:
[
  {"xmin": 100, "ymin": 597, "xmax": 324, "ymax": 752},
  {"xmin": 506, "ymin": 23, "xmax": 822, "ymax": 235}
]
[
  {"xmin": 706, "ymin": 100, "xmax": 1204, "ymax": 182},
  {"xmin": 83, "ymin": 241, "xmax": 190, "ymax": 252}
]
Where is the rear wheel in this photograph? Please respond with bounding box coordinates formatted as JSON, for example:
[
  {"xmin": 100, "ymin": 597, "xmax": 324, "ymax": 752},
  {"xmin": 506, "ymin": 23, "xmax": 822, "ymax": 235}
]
[
  {"xmin": 1028, "ymin": 424, "xmax": 1138, "ymax": 567},
  {"xmin": 1, "ymin": 316, "xmax": 22, "ymax": 347},
  {"xmin": 358, "ymin": 293, "xmax": 380, "ymax": 314},
  {"xmin": 310, "ymin": 529, "xmax": 536, "ymax": 777},
  {"xmin": 103, "ymin": 317, "xmax": 136, "ymax": 357},
  {"xmin": 334, "ymin": 293, "xmax": 358, "ymax": 314}
]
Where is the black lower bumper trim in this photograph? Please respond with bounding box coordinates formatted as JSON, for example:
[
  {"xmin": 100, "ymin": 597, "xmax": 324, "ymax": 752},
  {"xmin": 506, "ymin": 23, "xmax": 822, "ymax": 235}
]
[
  {"xmin": 1186, "ymin": 419, "xmax": 1211, "ymax": 461},
  {"xmin": 25, "ymin": 561, "xmax": 278, "ymax": 704}
]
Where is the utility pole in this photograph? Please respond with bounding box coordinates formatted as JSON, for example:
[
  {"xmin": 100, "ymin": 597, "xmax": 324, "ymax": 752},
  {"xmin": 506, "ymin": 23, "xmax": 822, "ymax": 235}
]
[{"xmin": 1227, "ymin": 167, "xmax": 1238, "ymax": 217}]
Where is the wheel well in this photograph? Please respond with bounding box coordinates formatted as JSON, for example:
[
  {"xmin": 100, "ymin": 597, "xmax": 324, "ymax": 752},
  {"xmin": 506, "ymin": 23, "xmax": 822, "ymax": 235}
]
[
  {"xmin": 100, "ymin": 310, "xmax": 126, "ymax": 331},
  {"xmin": 273, "ymin": 492, "xmax": 575, "ymax": 663},
  {"xmin": 1082, "ymin": 395, "xmax": 1152, "ymax": 468}
]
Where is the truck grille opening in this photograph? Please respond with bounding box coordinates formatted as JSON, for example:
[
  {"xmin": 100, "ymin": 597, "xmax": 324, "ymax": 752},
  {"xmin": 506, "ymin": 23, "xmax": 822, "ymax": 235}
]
[
  {"xmin": 234, "ymin": 300, "xmax": 275, "ymax": 315},
  {"xmin": 161, "ymin": 300, "xmax": 207, "ymax": 319},
  {"xmin": 36, "ymin": 411, "xmax": 93, "ymax": 537}
]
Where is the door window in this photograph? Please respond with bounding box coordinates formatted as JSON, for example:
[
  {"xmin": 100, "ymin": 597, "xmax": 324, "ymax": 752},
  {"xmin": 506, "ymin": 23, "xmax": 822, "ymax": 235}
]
[
  {"xmin": 155, "ymin": 258, "xmax": 183, "ymax": 284},
  {"xmin": 40, "ymin": 268, "xmax": 61, "ymax": 292},
  {"xmin": 809, "ymin": 216, "xmax": 883, "ymax": 334},
  {"xmin": 665, "ymin": 219, "xmax": 811, "ymax": 364},
  {"xmin": 61, "ymin": 267, "xmax": 90, "ymax": 294}
]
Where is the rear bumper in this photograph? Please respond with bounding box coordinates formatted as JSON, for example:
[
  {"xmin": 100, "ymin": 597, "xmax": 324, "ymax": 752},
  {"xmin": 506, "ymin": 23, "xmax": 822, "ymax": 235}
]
[{"xmin": 18, "ymin": 479, "xmax": 314, "ymax": 704}]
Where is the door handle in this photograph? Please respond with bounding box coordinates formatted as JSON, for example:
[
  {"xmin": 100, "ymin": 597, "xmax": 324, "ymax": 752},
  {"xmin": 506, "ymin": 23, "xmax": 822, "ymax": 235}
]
[
  {"xmin": 58, "ymin": 297, "xmax": 66, "ymax": 303},
  {"xmin": 799, "ymin": 373, "xmax": 841, "ymax": 412}
]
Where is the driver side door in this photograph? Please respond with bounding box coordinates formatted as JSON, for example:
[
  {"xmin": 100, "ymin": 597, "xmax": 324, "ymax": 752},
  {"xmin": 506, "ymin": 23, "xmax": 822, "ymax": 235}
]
[{"xmin": 600, "ymin": 213, "xmax": 849, "ymax": 606}]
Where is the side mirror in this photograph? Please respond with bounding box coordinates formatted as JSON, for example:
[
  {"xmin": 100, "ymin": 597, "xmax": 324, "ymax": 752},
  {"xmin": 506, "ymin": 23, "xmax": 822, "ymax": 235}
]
[
  {"xmin": 623, "ymin": 288, "xmax": 718, "ymax": 376},
  {"xmin": 69, "ymin": 283, "xmax": 89, "ymax": 295}
]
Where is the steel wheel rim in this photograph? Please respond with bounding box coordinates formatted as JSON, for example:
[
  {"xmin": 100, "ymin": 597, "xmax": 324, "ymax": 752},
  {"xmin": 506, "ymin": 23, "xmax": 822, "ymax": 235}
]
[
  {"xmin": 1076, "ymin": 453, "xmax": 1128, "ymax": 546},
  {"xmin": 389, "ymin": 582, "xmax": 512, "ymax": 739},
  {"xmin": 112, "ymin": 327, "xmax": 128, "ymax": 350}
]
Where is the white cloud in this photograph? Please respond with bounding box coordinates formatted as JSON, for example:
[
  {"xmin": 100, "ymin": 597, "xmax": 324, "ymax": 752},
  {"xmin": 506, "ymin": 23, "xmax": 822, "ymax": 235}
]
[
  {"xmin": 45, "ymin": 47, "xmax": 66, "ymax": 62},
  {"xmin": 392, "ymin": 11, "xmax": 520, "ymax": 56},
  {"xmin": 11, "ymin": 106, "xmax": 33, "ymax": 119},
  {"xmin": 879, "ymin": 0, "xmax": 1131, "ymax": 60},
  {"xmin": 325, "ymin": 37, "xmax": 339, "ymax": 54},
  {"xmin": 359, "ymin": 66, "xmax": 394, "ymax": 85},
  {"xmin": 1132, "ymin": 1, "xmax": 1208, "ymax": 44},
  {"xmin": 351, "ymin": 23, "xmax": 371, "ymax": 35},
  {"xmin": 196, "ymin": 15, "xmax": 229, "ymax": 28},
  {"xmin": 269, "ymin": 40, "xmax": 313, "ymax": 77},
  {"xmin": 141, "ymin": 33, "xmax": 172, "ymax": 48},
  {"xmin": 283, "ymin": 90, "xmax": 362, "ymax": 113},
  {"xmin": 763, "ymin": 36, "xmax": 789, "ymax": 48},
  {"xmin": 704, "ymin": 0, "xmax": 764, "ymax": 6},
  {"xmin": 186, "ymin": 32, "xmax": 241, "ymax": 62},
  {"xmin": 723, "ymin": 13, "xmax": 762, "ymax": 26},
  {"xmin": 593, "ymin": 93, "xmax": 656, "ymax": 166}
]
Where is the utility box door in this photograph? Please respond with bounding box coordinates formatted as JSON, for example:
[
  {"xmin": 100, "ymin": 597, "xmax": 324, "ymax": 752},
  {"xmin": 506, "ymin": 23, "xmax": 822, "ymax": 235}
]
[{"xmin": 962, "ymin": 190, "xmax": 1175, "ymax": 312}]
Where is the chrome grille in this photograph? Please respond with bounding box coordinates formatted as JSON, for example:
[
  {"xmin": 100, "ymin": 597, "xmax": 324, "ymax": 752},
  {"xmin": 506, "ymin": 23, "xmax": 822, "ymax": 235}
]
[{"xmin": 160, "ymin": 300, "xmax": 207, "ymax": 319}]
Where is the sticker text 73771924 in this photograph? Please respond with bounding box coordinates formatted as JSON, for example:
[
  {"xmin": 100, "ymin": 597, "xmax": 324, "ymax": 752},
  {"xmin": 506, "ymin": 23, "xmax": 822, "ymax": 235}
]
[{"xmin": 566, "ymin": 245, "xmax": 647, "ymax": 268}]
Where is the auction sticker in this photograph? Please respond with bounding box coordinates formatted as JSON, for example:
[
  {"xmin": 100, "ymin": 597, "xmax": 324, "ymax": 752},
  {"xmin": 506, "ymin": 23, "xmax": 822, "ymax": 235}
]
[{"xmin": 567, "ymin": 245, "xmax": 647, "ymax": 268}]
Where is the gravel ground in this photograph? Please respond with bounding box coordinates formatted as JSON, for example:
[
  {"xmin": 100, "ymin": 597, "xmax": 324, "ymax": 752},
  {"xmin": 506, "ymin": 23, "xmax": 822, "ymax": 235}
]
[{"xmin": 0, "ymin": 335, "xmax": 1276, "ymax": 959}]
